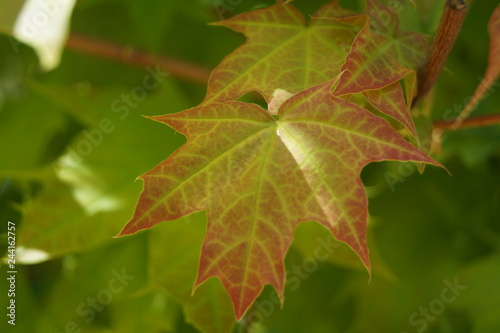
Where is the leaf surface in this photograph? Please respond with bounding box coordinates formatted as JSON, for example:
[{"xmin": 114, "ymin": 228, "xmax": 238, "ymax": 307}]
[
  {"xmin": 202, "ymin": 1, "xmax": 361, "ymax": 104},
  {"xmin": 119, "ymin": 81, "xmax": 442, "ymax": 318},
  {"xmin": 333, "ymin": 0, "xmax": 428, "ymax": 96},
  {"xmin": 204, "ymin": 0, "xmax": 420, "ymax": 139},
  {"xmin": 364, "ymin": 81, "xmax": 418, "ymax": 138}
]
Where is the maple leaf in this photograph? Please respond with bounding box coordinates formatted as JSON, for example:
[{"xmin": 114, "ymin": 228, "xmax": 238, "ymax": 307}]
[
  {"xmin": 118, "ymin": 80, "xmax": 442, "ymax": 318},
  {"xmin": 333, "ymin": 0, "xmax": 429, "ymax": 96},
  {"xmin": 202, "ymin": 1, "xmax": 361, "ymax": 105},
  {"xmin": 204, "ymin": 0, "xmax": 421, "ymax": 138},
  {"xmin": 327, "ymin": 0, "xmax": 428, "ymax": 139}
]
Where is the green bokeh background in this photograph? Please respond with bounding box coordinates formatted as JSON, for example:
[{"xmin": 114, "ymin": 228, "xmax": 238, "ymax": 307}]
[{"xmin": 0, "ymin": 0, "xmax": 499, "ymax": 332}]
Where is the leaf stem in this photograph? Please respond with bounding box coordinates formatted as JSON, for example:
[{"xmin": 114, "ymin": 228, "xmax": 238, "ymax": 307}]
[
  {"xmin": 433, "ymin": 114, "xmax": 500, "ymax": 131},
  {"xmin": 413, "ymin": 0, "xmax": 468, "ymax": 106},
  {"xmin": 65, "ymin": 33, "xmax": 212, "ymax": 84}
]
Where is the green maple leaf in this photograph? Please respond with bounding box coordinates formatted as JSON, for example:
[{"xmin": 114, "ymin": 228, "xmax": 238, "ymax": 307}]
[
  {"xmin": 202, "ymin": 0, "xmax": 360, "ymax": 105},
  {"xmin": 118, "ymin": 80, "xmax": 442, "ymax": 318}
]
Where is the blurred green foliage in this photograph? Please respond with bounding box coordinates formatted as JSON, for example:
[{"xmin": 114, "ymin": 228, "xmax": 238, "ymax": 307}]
[{"xmin": 0, "ymin": 0, "xmax": 499, "ymax": 332}]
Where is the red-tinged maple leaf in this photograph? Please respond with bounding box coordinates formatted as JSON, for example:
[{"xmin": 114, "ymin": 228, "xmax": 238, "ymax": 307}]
[
  {"xmin": 203, "ymin": 0, "xmax": 420, "ymax": 139},
  {"xmin": 364, "ymin": 81, "xmax": 418, "ymax": 138},
  {"xmin": 118, "ymin": 80, "xmax": 443, "ymax": 318},
  {"xmin": 202, "ymin": 1, "xmax": 362, "ymax": 105},
  {"xmin": 333, "ymin": 0, "xmax": 429, "ymax": 96}
]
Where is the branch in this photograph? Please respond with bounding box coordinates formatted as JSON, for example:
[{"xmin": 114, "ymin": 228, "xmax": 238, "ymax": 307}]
[
  {"xmin": 433, "ymin": 114, "xmax": 500, "ymax": 131},
  {"xmin": 413, "ymin": 0, "xmax": 468, "ymax": 106},
  {"xmin": 65, "ymin": 33, "xmax": 212, "ymax": 84}
]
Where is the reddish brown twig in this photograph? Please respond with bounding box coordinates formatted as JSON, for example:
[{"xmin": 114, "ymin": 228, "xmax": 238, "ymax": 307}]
[
  {"xmin": 413, "ymin": 0, "xmax": 468, "ymax": 106},
  {"xmin": 65, "ymin": 33, "xmax": 212, "ymax": 84},
  {"xmin": 433, "ymin": 114, "xmax": 500, "ymax": 131}
]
